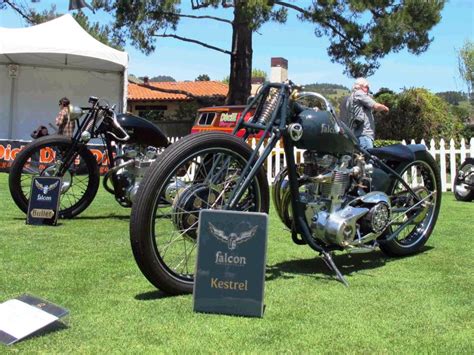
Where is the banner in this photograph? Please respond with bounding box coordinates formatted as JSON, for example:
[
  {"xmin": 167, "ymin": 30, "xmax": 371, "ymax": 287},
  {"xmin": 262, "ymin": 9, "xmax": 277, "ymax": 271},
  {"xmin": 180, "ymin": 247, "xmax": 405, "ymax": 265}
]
[{"xmin": 0, "ymin": 139, "xmax": 109, "ymax": 174}]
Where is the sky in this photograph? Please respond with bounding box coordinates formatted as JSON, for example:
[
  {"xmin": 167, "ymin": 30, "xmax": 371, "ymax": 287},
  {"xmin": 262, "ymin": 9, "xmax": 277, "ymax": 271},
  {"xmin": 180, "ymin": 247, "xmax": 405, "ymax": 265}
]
[{"xmin": 0, "ymin": 0, "xmax": 473, "ymax": 93}]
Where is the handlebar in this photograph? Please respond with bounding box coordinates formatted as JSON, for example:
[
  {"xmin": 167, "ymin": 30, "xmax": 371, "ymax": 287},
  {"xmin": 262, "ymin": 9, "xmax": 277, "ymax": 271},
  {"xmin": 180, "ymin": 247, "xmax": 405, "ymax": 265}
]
[
  {"xmin": 108, "ymin": 111, "xmax": 130, "ymax": 142},
  {"xmin": 295, "ymin": 91, "xmax": 334, "ymax": 112},
  {"xmin": 289, "ymin": 86, "xmax": 342, "ymax": 131},
  {"xmin": 77, "ymin": 97, "xmax": 130, "ymax": 142}
]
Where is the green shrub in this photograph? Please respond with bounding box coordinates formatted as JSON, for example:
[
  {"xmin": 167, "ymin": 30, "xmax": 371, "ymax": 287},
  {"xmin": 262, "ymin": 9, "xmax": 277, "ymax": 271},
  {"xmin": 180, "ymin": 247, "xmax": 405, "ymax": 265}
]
[
  {"xmin": 374, "ymin": 139, "xmax": 400, "ymax": 147},
  {"xmin": 375, "ymin": 88, "xmax": 464, "ymax": 141}
]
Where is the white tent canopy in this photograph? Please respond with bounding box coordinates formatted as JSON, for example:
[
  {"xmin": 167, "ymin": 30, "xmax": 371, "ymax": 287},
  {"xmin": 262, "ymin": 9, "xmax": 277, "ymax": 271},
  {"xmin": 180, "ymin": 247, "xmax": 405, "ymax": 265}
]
[{"xmin": 0, "ymin": 14, "xmax": 128, "ymax": 140}]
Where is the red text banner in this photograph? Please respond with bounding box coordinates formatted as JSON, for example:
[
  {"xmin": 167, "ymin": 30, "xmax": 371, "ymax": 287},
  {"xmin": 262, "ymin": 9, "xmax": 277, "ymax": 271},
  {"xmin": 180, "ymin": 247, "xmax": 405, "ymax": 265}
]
[{"xmin": 0, "ymin": 139, "xmax": 109, "ymax": 174}]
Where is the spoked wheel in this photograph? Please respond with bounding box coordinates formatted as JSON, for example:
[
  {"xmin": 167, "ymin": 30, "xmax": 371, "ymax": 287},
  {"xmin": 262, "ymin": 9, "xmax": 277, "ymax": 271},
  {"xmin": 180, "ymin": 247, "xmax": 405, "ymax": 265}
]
[
  {"xmin": 130, "ymin": 132, "xmax": 269, "ymax": 295},
  {"xmin": 9, "ymin": 135, "xmax": 100, "ymax": 218},
  {"xmin": 379, "ymin": 155, "xmax": 442, "ymax": 256},
  {"xmin": 453, "ymin": 158, "xmax": 474, "ymax": 202}
]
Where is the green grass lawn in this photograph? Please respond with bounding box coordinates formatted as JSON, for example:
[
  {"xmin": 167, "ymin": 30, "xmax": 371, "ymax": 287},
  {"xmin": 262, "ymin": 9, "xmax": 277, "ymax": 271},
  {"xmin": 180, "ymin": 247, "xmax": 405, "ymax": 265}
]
[{"xmin": 0, "ymin": 172, "xmax": 473, "ymax": 353}]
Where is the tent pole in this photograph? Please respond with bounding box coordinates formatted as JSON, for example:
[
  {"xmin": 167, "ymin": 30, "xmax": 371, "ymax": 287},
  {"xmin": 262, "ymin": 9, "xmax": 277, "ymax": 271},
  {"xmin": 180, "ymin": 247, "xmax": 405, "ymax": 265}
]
[
  {"xmin": 8, "ymin": 72, "xmax": 17, "ymax": 140},
  {"xmin": 121, "ymin": 69, "xmax": 127, "ymax": 113}
]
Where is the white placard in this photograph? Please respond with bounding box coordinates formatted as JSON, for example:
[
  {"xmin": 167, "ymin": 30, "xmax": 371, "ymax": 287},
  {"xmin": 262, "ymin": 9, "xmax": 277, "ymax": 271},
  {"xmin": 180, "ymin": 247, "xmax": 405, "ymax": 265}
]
[{"xmin": 0, "ymin": 299, "xmax": 58, "ymax": 340}]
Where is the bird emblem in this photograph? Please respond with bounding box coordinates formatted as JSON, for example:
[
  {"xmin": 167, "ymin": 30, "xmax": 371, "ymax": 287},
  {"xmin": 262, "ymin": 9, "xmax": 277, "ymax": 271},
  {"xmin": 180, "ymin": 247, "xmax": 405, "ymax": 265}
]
[
  {"xmin": 208, "ymin": 222, "xmax": 258, "ymax": 250},
  {"xmin": 35, "ymin": 180, "xmax": 59, "ymax": 195}
]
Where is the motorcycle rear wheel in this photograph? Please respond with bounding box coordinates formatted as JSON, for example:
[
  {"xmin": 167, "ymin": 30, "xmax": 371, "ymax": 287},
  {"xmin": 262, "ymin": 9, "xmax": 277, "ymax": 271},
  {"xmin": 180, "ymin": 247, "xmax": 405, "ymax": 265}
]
[
  {"xmin": 379, "ymin": 154, "xmax": 441, "ymax": 256},
  {"xmin": 453, "ymin": 158, "xmax": 474, "ymax": 202},
  {"xmin": 9, "ymin": 135, "xmax": 100, "ymax": 219},
  {"xmin": 130, "ymin": 132, "xmax": 269, "ymax": 295}
]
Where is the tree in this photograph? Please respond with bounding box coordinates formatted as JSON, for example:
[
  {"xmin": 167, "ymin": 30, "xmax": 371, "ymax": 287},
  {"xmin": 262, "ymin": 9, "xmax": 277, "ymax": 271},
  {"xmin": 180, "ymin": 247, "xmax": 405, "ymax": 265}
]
[
  {"xmin": 0, "ymin": 0, "xmax": 38, "ymax": 21},
  {"xmin": 457, "ymin": 40, "xmax": 474, "ymax": 102},
  {"xmin": 251, "ymin": 68, "xmax": 267, "ymax": 81},
  {"xmin": 375, "ymin": 88, "xmax": 464, "ymax": 141},
  {"xmin": 223, "ymin": 68, "xmax": 267, "ymax": 84},
  {"xmin": 149, "ymin": 75, "xmax": 177, "ymax": 82},
  {"xmin": 195, "ymin": 74, "xmax": 211, "ymax": 81},
  {"xmin": 436, "ymin": 91, "xmax": 467, "ymax": 106},
  {"xmin": 72, "ymin": 10, "xmax": 122, "ymax": 50},
  {"xmin": 374, "ymin": 87, "xmax": 395, "ymax": 97},
  {"xmin": 97, "ymin": 0, "xmax": 444, "ymax": 105}
]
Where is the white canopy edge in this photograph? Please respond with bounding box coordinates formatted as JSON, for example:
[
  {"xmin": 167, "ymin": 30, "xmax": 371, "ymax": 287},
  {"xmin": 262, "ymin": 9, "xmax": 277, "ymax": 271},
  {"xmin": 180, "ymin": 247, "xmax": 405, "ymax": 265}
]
[{"xmin": 0, "ymin": 14, "xmax": 128, "ymax": 72}]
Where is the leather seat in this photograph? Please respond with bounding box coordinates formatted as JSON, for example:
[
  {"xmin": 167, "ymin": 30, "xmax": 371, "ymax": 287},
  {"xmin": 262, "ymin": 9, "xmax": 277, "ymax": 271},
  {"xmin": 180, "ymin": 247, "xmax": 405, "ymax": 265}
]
[{"xmin": 367, "ymin": 144, "xmax": 415, "ymax": 162}]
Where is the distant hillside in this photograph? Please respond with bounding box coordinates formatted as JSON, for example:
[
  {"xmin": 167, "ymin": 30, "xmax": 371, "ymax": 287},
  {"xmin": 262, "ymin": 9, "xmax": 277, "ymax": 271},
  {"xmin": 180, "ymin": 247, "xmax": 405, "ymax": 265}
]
[
  {"xmin": 302, "ymin": 83, "xmax": 350, "ymax": 110},
  {"xmin": 303, "ymin": 83, "xmax": 350, "ymax": 97}
]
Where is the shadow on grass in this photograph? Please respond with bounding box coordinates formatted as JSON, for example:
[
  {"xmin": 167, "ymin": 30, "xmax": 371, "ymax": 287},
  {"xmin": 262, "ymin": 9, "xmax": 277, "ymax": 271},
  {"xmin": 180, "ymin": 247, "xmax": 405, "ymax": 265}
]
[
  {"xmin": 13, "ymin": 214, "xmax": 130, "ymax": 221},
  {"xmin": 11, "ymin": 217, "xmax": 64, "ymax": 226},
  {"xmin": 74, "ymin": 214, "xmax": 130, "ymax": 220},
  {"xmin": 134, "ymin": 290, "xmax": 178, "ymax": 301},
  {"xmin": 266, "ymin": 246, "xmax": 433, "ymax": 282}
]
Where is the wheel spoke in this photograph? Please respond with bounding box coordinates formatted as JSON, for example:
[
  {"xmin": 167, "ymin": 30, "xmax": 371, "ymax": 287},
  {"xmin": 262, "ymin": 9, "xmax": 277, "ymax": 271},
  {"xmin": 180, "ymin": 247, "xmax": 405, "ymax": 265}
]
[
  {"xmin": 151, "ymin": 145, "xmax": 262, "ymax": 282},
  {"xmin": 387, "ymin": 160, "xmax": 438, "ymax": 247},
  {"xmin": 12, "ymin": 140, "xmax": 95, "ymax": 217}
]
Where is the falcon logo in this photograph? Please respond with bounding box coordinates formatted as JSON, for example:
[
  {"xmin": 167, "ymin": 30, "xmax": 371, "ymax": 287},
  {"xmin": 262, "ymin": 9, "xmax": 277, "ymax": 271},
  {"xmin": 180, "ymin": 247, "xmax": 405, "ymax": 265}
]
[
  {"xmin": 35, "ymin": 180, "xmax": 59, "ymax": 195},
  {"xmin": 208, "ymin": 222, "xmax": 258, "ymax": 250}
]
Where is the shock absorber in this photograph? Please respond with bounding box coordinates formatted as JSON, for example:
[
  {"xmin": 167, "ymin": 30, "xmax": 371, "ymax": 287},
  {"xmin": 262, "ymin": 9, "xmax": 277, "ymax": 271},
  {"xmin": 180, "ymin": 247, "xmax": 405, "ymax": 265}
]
[{"xmin": 257, "ymin": 89, "xmax": 279, "ymax": 125}]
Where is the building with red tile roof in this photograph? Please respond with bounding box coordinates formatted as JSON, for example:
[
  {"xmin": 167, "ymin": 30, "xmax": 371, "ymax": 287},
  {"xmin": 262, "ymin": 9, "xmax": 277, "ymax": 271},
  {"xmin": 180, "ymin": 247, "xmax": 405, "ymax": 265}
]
[
  {"xmin": 128, "ymin": 81, "xmax": 228, "ymax": 102},
  {"xmin": 127, "ymin": 80, "xmax": 228, "ymax": 137}
]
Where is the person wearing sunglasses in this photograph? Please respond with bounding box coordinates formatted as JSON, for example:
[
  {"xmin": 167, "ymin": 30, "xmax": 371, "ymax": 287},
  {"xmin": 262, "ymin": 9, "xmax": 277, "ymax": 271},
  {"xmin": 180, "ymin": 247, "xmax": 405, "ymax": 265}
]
[{"xmin": 55, "ymin": 97, "xmax": 75, "ymax": 137}]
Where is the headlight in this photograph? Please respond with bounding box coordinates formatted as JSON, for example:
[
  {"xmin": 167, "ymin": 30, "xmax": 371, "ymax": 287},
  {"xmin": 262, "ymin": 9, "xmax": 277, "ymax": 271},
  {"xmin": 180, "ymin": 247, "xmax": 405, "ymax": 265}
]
[{"xmin": 68, "ymin": 105, "xmax": 83, "ymax": 121}]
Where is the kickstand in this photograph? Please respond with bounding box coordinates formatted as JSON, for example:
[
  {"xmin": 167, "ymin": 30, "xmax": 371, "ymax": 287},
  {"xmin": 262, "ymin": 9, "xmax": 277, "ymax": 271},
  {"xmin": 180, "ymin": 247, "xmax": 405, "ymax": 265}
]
[{"xmin": 321, "ymin": 252, "xmax": 349, "ymax": 287}]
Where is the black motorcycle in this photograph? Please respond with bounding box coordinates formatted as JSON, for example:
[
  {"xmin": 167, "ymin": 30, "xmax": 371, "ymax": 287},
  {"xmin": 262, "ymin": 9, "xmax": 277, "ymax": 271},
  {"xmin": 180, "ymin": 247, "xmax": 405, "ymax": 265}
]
[
  {"xmin": 9, "ymin": 96, "xmax": 169, "ymax": 218},
  {"xmin": 129, "ymin": 82, "xmax": 441, "ymax": 294},
  {"xmin": 453, "ymin": 158, "xmax": 474, "ymax": 201}
]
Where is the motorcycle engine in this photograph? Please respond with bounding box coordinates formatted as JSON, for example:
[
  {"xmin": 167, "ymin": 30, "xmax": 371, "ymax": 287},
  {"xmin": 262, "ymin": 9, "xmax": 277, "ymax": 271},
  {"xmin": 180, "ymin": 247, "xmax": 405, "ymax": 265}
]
[
  {"xmin": 295, "ymin": 151, "xmax": 390, "ymax": 247},
  {"xmin": 111, "ymin": 144, "xmax": 159, "ymax": 207}
]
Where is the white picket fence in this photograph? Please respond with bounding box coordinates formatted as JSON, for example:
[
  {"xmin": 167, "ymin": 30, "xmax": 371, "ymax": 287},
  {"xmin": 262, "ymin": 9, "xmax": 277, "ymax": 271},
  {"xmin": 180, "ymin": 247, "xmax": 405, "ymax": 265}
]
[{"xmin": 167, "ymin": 136, "xmax": 474, "ymax": 192}]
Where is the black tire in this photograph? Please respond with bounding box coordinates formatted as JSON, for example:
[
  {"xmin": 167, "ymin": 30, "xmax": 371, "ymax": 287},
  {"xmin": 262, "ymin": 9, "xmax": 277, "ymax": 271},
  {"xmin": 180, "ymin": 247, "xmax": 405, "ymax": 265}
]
[
  {"xmin": 453, "ymin": 158, "xmax": 474, "ymax": 202},
  {"xmin": 130, "ymin": 132, "xmax": 270, "ymax": 294},
  {"xmin": 9, "ymin": 135, "xmax": 100, "ymax": 218},
  {"xmin": 379, "ymin": 153, "xmax": 442, "ymax": 256}
]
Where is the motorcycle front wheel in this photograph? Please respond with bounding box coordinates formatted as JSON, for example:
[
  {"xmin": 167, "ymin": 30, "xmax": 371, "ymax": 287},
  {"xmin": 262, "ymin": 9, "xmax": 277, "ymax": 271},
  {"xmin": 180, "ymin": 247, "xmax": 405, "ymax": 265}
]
[
  {"xmin": 9, "ymin": 135, "xmax": 100, "ymax": 218},
  {"xmin": 379, "ymin": 153, "xmax": 442, "ymax": 256},
  {"xmin": 130, "ymin": 132, "xmax": 270, "ymax": 295},
  {"xmin": 453, "ymin": 158, "xmax": 474, "ymax": 202}
]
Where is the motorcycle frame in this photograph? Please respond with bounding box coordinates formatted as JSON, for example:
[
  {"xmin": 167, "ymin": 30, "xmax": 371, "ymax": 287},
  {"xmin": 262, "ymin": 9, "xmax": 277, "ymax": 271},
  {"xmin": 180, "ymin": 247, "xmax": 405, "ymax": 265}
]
[
  {"xmin": 225, "ymin": 82, "xmax": 423, "ymax": 256},
  {"xmin": 57, "ymin": 101, "xmax": 119, "ymax": 177}
]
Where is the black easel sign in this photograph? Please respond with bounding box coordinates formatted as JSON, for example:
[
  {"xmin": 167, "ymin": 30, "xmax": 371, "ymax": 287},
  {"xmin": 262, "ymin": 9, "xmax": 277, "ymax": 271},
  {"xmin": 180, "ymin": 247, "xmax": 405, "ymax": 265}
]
[
  {"xmin": 193, "ymin": 210, "xmax": 268, "ymax": 317},
  {"xmin": 26, "ymin": 177, "xmax": 62, "ymax": 226}
]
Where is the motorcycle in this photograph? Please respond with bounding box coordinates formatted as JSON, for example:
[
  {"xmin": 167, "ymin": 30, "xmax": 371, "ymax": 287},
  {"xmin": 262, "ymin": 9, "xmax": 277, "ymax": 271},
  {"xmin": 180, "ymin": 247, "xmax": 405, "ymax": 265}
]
[
  {"xmin": 453, "ymin": 158, "xmax": 474, "ymax": 201},
  {"xmin": 129, "ymin": 82, "xmax": 441, "ymax": 294},
  {"xmin": 9, "ymin": 96, "xmax": 169, "ymax": 218}
]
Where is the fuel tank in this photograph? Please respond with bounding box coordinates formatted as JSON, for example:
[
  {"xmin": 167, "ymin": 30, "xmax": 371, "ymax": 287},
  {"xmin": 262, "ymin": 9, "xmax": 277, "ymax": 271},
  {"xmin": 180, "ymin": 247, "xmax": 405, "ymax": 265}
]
[
  {"xmin": 294, "ymin": 110, "xmax": 357, "ymax": 155},
  {"xmin": 116, "ymin": 113, "xmax": 169, "ymax": 148}
]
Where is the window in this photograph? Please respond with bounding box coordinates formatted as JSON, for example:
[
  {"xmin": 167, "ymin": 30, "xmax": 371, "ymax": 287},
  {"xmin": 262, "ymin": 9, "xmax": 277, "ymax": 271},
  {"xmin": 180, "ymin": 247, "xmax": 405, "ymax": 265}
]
[
  {"xmin": 198, "ymin": 112, "xmax": 216, "ymax": 125},
  {"xmin": 136, "ymin": 105, "xmax": 168, "ymax": 122}
]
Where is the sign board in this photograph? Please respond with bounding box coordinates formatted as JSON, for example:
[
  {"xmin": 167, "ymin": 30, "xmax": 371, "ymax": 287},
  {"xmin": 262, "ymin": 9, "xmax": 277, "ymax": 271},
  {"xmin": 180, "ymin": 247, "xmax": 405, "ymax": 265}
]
[
  {"xmin": 0, "ymin": 139, "xmax": 110, "ymax": 174},
  {"xmin": 0, "ymin": 295, "xmax": 68, "ymax": 345},
  {"xmin": 26, "ymin": 177, "xmax": 62, "ymax": 226},
  {"xmin": 193, "ymin": 210, "xmax": 268, "ymax": 317}
]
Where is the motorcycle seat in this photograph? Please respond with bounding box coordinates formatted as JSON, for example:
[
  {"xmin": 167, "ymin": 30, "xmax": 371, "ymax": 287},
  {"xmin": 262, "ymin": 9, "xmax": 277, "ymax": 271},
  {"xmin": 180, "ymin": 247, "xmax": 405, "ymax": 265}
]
[{"xmin": 367, "ymin": 144, "xmax": 416, "ymax": 162}]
